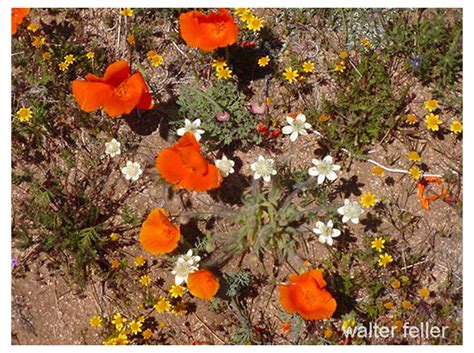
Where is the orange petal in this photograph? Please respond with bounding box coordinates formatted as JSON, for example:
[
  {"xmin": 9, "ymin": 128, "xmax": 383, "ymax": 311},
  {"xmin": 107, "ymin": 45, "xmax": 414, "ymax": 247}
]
[
  {"xmin": 156, "ymin": 148, "xmax": 189, "ymax": 186},
  {"xmin": 139, "ymin": 208, "xmax": 180, "ymax": 255},
  {"xmin": 102, "ymin": 72, "xmax": 144, "ymax": 117},
  {"xmin": 133, "ymin": 72, "xmax": 155, "ymax": 111},
  {"xmin": 188, "ymin": 269, "xmax": 220, "ymax": 300},
  {"xmin": 71, "ymin": 80, "xmax": 112, "ymax": 113},
  {"xmin": 279, "ymin": 284, "xmax": 299, "ymax": 314},
  {"xmin": 85, "ymin": 60, "xmax": 130, "ymax": 87}
]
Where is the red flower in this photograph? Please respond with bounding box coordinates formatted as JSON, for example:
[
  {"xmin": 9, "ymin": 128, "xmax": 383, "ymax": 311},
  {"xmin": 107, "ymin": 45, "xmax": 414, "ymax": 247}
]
[
  {"xmin": 12, "ymin": 8, "xmax": 30, "ymax": 35},
  {"xmin": 156, "ymin": 132, "xmax": 222, "ymax": 192},
  {"xmin": 279, "ymin": 269, "xmax": 337, "ymax": 320},
  {"xmin": 417, "ymin": 176, "xmax": 447, "ymax": 210},
  {"xmin": 71, "ymin": 60, "xmax": 154, "ymax": 117},
  {"xmin": 179, "ymin": 8, "xmax": 238, "ymax": 52}
]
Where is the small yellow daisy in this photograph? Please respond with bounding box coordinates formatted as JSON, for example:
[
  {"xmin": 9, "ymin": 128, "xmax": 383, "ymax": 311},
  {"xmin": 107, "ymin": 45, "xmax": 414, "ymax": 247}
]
[
  {"xmin": 419, "ymin": 288, "xmax": 430, "ymax": 298},
  {"xmin": 64, "ymin": 54, "xmax": 75, "ymax": 65},
  {"xmin": 89, "ymin": 315, "xmax": 103, "ymax": 328},
  {"xmin": 339, "ymin": 50, "xmax": 349, "ymax": 59},
  {"xmin": 402, "ymin": 300, "xmax": 412, "ymax": 310},
  {"xmin": 27, "ymin": 23, "xmax": 39, "ymax": 33},
  {"xmin": 120, "ymin": 8, "xmax": 134, "ymax": 17},
  {"xmin": 425, "ymin": 113, "xmax": 442, "ymax": 131},
  {"xmin": 370, "ymin": 237, "xmax": 385, "ymax": 252},
  {"xmin": 408, "ymin": 166, "xmax": 421, "ymax": 180},
  {"xmin": 86, "ymin": 51, "xmax": 95, "ymax": 60},
  {"xmin": 450, "ymin": 121, "xmax": 463, "ymax": 134},
  {"xmin": 111, "ymin": 313, "xmax": 127, "ymax": 331},
  {"xmin": 406, "ymin": 114, "xmax": 417, "ymax": 125},
  {"xmin": 258, "ymin": 55, "xmax": 270, "ymax": 67},
  {"xmin": 134, "ymin": 255, "xmax": 146, "ymax": 267},
  {"xmin": 169, "ymin": 284, "xmax": 186, "ymax": 298},
  {"xmin": 302, "ymin": 61, "xmax": 315, "ymax": 73},
  {"xmin": 154, "ymin": 296, "xmax": 171, "ymax": 313},
  {"xmin": 109, "ymin": 232, "xmax": 120, "ymax": 241},
  {"xmin": 283, "ymin": 67, "xmax": 299, "ymax": 83},
  {"xmin": 16, "ymin": 107, "xmax": 33, "ymax": 122},
  {"xmin": 58, "ymin": 62, "xmax": 69, "ymax": 72},
  {"xmin": 142, "ymin": 328, "xmax": 153, "ymax": 340},
  {"xmin": 32, "ymin": 36, "xmax": 46, "ymax": 48},
  {"xmin": 139, "ymin": 275, "xmax": 152, "ymax": 287},
  {"xmin": 150, "ymin": 54, "xmax": 164, "ymax": 67},
  {"xmin": 424, "ymin": 99, "xmax": 438, "ymax": 112},
  {"xmin": 129, "ymin": 320, "xmax": 143, "ymax": 335},
  {"xmin": 126, "ymin": 34, "xmax": 136, "ymax": 45},
  {"xmin": 216, "ymin": 67, "xmax": 233, "ymax": 80},
  {"xmin": 408, "ymin": 151, "xmax": 421, "ymax": 162},
  {"xmin": 110, "ymin": 258, "xmax": 121, "ymax": 269},
  {"xmin": 378, "ymin": 253, "xmax": 393, "ymax": 267},
  {"xmin": 391, "ymin": 279, "xmax": 401, "ymax": 289},
  {"xmin": 372, "ymin": 166, "xmax": 384, "ymax": 176},
  {"xmin": 334, "ymin": 60, "xmax": 346, "ymax": 73},
  {"xmin": 42, "ymin": 52, "xmax": 51, "ymax": 61},
  {"xmin": 247, "ymin": 16, "xmax": 264, "ymax": 32},
  {"xmin": 360, "ymin": 192, "xmax": 377, "ymax": 208}
]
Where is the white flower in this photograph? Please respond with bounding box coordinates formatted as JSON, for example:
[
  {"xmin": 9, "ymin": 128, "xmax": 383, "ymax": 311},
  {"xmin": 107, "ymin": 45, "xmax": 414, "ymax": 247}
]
[
  {"xmin": 171, "ymin": 250, "xmax": 200, "ymax": 285},
  {"xmin": 105, "ymin": 138, "xmax": 121, "ymax": 157},
  {"xmin": 121, "ymin": 161, "xmax": 143, "ymax": 181},
  {"xmin": 308, "ymin": 155, "xmax": 341, "ymax": 184},
  {"xmin": 215, "ymin": 154, "xmax": 235, "ymax": 177},
  {"xmin": 250, "ymin": 155, "xmax": 277, "ymax": 183},
  {"xmin": 176, "ymin": 118, "xmax": 205, "ymax": 141},
  {"xmin": 337, "ymin": 199, "xmax": 364, "ymax": 224},
  {"xmin": 312, "ymin": 220, "xmax": 341, "ymax": 246},
  {"xmin": 282, "ymin": 113, "xmax": 312, "ymax": 142}
]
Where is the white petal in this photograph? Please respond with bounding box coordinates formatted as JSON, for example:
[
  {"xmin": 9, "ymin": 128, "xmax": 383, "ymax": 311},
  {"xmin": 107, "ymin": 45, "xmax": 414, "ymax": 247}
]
[
  {"xmin": 337, "ymin": 206, "xmax": 345, "ymax": 215},
  {"xmin": 342, "ymin": 215, "xmax": 350, "ymax": 223},
  {"xmin": 271, "ymin": 169, "xmax": 277, "ymax": 175},
  {"xmin": 323, "ymin": 155, "xmax": 333, "ymax": 164},
  {"xmin": 303, "ymin": 122, "xmax": 312, "ymax": 129},
  {"xmin": 327, "ymin": 237, "xmax": 333, "ymax": 246},
  {"xmin": 308, "ymin": 167, "xmax": 318, "ymax": 176},
  {"xmin": 344, "ymin": 199, "xmax": 350, "ymax": 205},
  {"xmin": 177, "ymin": 128, "xmax": 186, "ymax": 136},
  {"xmin": 258, "ymin": 155, "xmax": 265, "ymax": 161},
  {"xmin": 286, "ymin": 116, "xmax": 294, "ymax": 124},
  {"xmin": 318, "ymin": 235, "xmax": 326, "ymax": 244},
  {"xmin": 250, "ymin": 162, "xmax": 257, "ymax": 171},
  {"xmin": 332, "ymin": 164, "xmax": 341, "ymax": 171},
  {"xmin": 327, "ymin": 171, "xmax": 337, "ymax": 181},
  {"xmin": 315, "ymin": 221, "xmax": 325, "ymax": 229},
  {"xmin": 296, "ymin": 114, "xmax": 306, "ymax": 123},
  {"xmin": 193, "ymin": 118, "xmax": 201, "ymax": 126},
  {"xmin": 194, "ymin": 133, "xmax": 202, "ymax": 141},
  {"xmin": 327, "ymin": 220, "xmax": 333, "ymax": 228},
  {"xmin": 229, "ymin": 160, "xmax": 235, "ymax": 167},
  {"xmin": 317, "ymin": 174, "xmax": 325, "ymax": 184},
  {"xmin": 175, "ymin": 276, "xmax": 185, "ymax": 285},
  {"xmin": 290, "ymin": 131, "xmax": 298, "ymax": 142},
  {"xmin": 196, "ymin": 129, "xmax": 205, "ymax": 135},
  {"xmin": 299, "ymin": 129, "xmax": 308, "ymax": 136},
  {"xmin": 351, "ymin": 217, "xmax": 359, "ymax": 224},
  {"xmin": 254, "ymin": 173, "xmax": 261, "ymax": 180},
  {"xmin": 263, "ymin": 175, "xmax": 271, "ymax": 182},
  {"xmin": 332, "ymin": 229, "xmax": 341, "ymax": 238},
  {"xmin": 282, "ymin": 126, "xmax": 293, "ymax": 135},
  {"xmin": 312, "ymin": 228, "xmax": 321, "ymax": 234},
  {"xmin": 186, "ymin": 249, "xmax": 193, "ymax": 257}
]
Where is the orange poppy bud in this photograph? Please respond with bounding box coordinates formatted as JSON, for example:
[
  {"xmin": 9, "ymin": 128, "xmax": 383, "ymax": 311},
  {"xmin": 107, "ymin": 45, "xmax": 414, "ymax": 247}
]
[
  {"xmin": 416, "ymin": 176, "xmax": 446, "ymax": 210},
  {"xmin": 279, "ymin": 269, "xmax": 337, "ymax": 320},
  {"xmin": 71, "ymin": 60, "xmax": 154, "ymax": 118},
  {"xmin": 12, "ymin": 8, "xmax": 30, "ymax": 35},
  {"xmin": 187, "ymin": 269, "xmax": 220, "ymax": 300},
  {"xmin": 139, "ymin": 208, "xmax": 180, "ymax": 255},
  {"xmin": 179, "ymin": 8, "xmax": 238, "ymax": 52},
  {"xmin": 156, "ymin": 132, "xmax": 222, "ymax": 192}
]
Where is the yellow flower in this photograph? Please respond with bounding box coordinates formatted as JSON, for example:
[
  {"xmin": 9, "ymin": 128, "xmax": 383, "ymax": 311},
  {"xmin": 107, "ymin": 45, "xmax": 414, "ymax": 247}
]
[
  {"xmin": 32, "ymin": 36, "xmax": 46, "ymax": 48},
  {"xmin": 408, "ymin": 151, "xmax": 421, "ymax": 162},
  {"xmin": 212, "ymin": 57, "xmax": 227, "ymax": 70},
  {"xmin": 159, "ymin": 321, "xmax": 166, "ymax": 328},
  {"xmin": 360, "ymin": 192, "xmax": 377, "ymax": 208},
  {"xmin": 216, "ymin": 67, "xmax": 233, "ymax": 80},
  {"xmin": 372, "ymin": 166, "xmax": 384, "ymax": 176},
  {"xmin": 234, "ymin": 8, "xmax": 250, "ymax": 15},
  {"xmin": 247, "ymin": 16, "xmax": 264, "ymax": 32},
  {"xmin": 391, "ymin": 279, "xmax": 401, "ymax": 289},
  {"xmin": 409, "ymin": 166, "xmax": 421, "ymax": 180},
  {"xmin": 394, "ymin": 320, "xmax": 403, "ymax": 332},
  {"xmin": 239, "ymin": 11, "xmax": 254, "ymax": 23},
  {"xmin": 110, "ymin": 258, "xmax": 120, "ymax": 269},
  {"xmin": 172, "ymin": 301, "xmax": 188, "ymax": 316},
  {"xmin": 370, "ymin": 237, "xmax": 385, "ymax": 252},
  {"xmin": 142, "ymin": 328, "xmax": 153, "ymax": 340},
  {"xmin": 319, "ymin": 114, "xmax": 331, "ymax": 123},
  {"xmin": 425, "ymin": 113, "xmax": 442, "ymax": 131},
  {"xmin": 342, "ymin": 319, "xmax": 355, "ymax": 330},
  {"xmin": 147, "ymin": 50, "xmax": 157, "ymax": 58},
  {"xmin": 169, "ymin": 284, "xmax": 186, "ymax": 298},
  {"xmin": 334, "ymin": 60, "xmax": 346, "ymax": 73},
  {"xmin": 450, "ymin": 121, "xmax": 463, "ymax": 134},
  {"xmin": 424, "ymin": 99, "xmax": 438, "ymax": 112},
  {"xmin": 58, "ymin": 62, "xmax": 69, "ymax": 72},
  {"xmin": 114, "ymin": 332, "xmax": 129, "ymax": 345},
  {"xmin": 139, "ymin": 275, "xmax": 152, "ymax": 287},
  {"xmin": 137, "ymin": 315, "xmax": 145, "ymax": 323},
  {"xmin": 402, "ymin": 300, "xmax": 412, "ymax": 310},
  {"xmin": 126, "ymin": 34, "xmax": 135, "ymax": 45},
  {"xmin": 400, "ymin": 275, "xmax": 410, "ymax": 283},
  {"xmin": 42, "ymin": 52, "xmax": 51, "ymax": 61},
  {"xmin": 111, "ymin": 313, "xmax": 127, "ymax": 330},
  {"xmin": 154, "ymin": 296, "xmax": 171, "ymax": 313},
  {"xmin": 129, "ymin": 320, "xmax": 143, "ymax": 335},
  {"xmin": 27, "ymin": 23, "xmax": 39, "ymax": 33},
  {"xmin": 16, "ymin": 107, "xmax": 33, "ymax": 122},
  {"xmin": 258, "ymin": 55, "xmax": 270, "ymax": 67},
  {"xmin": 323, "ymin": 328, "xmax": 333, "ymax": 338},
  {"xmin": 89, "ymin": 315, "xmax": 103, "ymax": 328},
  {"xmin": 419, "ymin": 288, "xmax": 430, "ymax": 298},
  {"xmin": 64, "ymin": 54, "xmax": 75, "ymax": 65},
  {"xmin": 283, "ymin": 67, "xmax": 299, "ymax": 83},
  {"xmin": 86, "ymin": 51, "xmax": 95, "ymax": 60},
  {"xmin": 384, "ymin": 302, "xmax": 394, "ymax": 310},
  {"xmin": 302, "ymin": 61, "xmax": 315, "ymax": 73},
  {"xmin": 150, "ymin": 54, "xmax": 163, "ymax": 67},
  {"xmin": 360, "ymin": 38, "xmax": 371, "ymax": 48},
  {"xmin": 120, "ymin": 8, "xmax": 134, "ymax": 17},
  {"xmin": 378, "ymin": 253, "xmax": 393, "ymax": 267},
  {"xmin": 109, "ymin": 232, "xmax": 120, "ymax": 241},
  {"xmin": 406, "ymin": 114, "xmax": 417, "ymax": 125},
  {"xmin": 339, "ymin": 50, "xmax": 349, "ymax": 59},
  {"xmin": 134, "ymin": 255, "xmax": 146, "ymax": 267}
]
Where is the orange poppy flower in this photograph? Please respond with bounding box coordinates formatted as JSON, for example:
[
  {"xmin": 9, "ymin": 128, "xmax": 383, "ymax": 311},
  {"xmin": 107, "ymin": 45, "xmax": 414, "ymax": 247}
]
[
  {"xmin": 187, "ymin": 269, "xmax": 220, "ymax": 300},
  {"xmin": 179, "ymin": 8, "xmax": 238, "ymax": 52},
  {"xmin": 417, "ymin": 176, "xmax": 447, "ymax": 210},
  {"xmin": 279, "ymin": 269, "xmax": 337, "ymax": 320},
  {"xmin": 12, "ymin": 8, "xmax": 30, "ymax": 35},
  {"xmin": 71, "ymin": 60, "xmax": 154, "ymax": 118},
  {"xmin": 139, "ymin": 208, "xmax": 180, "ymax": 255},
  {"xmin": 156, "ymin": 132, "xmax": 222, "ymax": 192}
]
